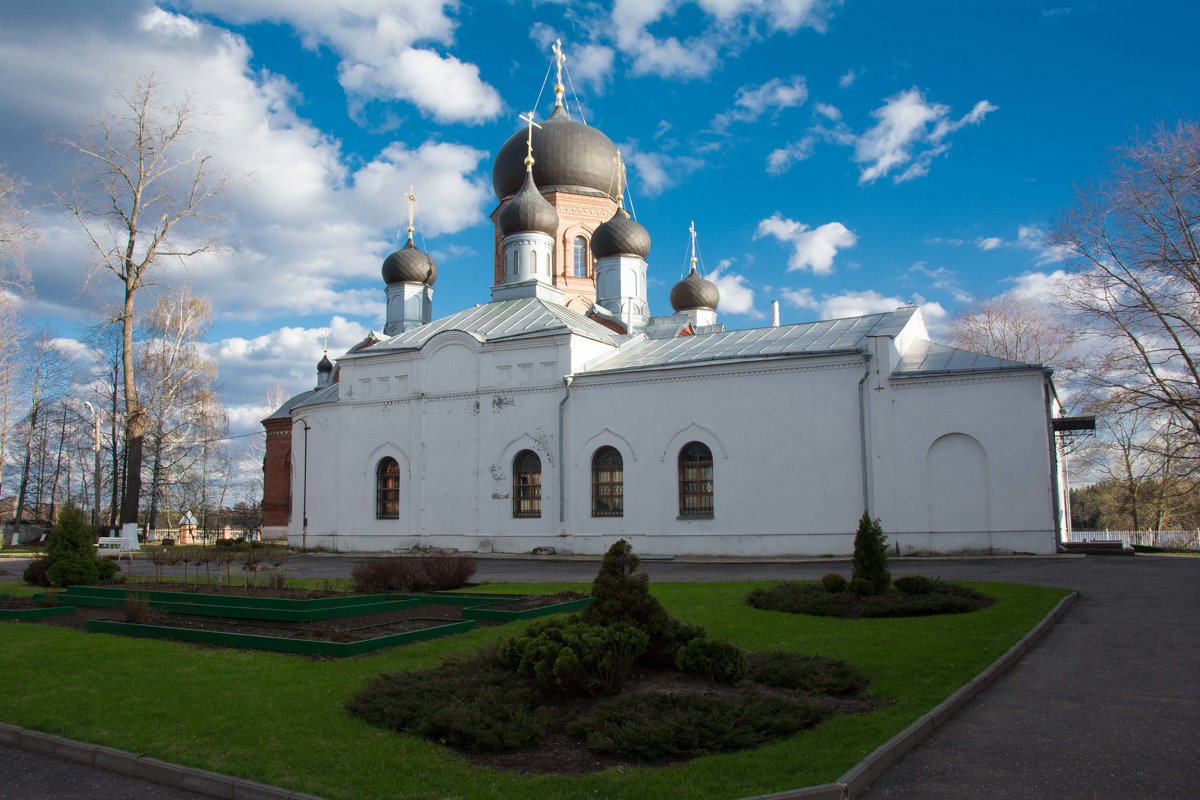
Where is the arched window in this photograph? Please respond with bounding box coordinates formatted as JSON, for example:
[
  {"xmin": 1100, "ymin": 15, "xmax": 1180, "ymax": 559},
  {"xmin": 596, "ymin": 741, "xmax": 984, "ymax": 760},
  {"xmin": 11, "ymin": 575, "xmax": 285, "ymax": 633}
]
[
  {"xmin": 513, "ymin": 450, "xmax": 542, "ymax": 518},
  {"xmin": 678, "ymin": 441, "xmax": 714, "ymax": 518},
  {"xmin": 573, "ymin": 236, "xmax": 588, "ymax": 277},
  {"xmin": 591, "ymin": 446, "xmax": 624, "ymax": 517},
  {"xmin": 375, "ymin": 457, "xmax": 400, "ymax": 520}
]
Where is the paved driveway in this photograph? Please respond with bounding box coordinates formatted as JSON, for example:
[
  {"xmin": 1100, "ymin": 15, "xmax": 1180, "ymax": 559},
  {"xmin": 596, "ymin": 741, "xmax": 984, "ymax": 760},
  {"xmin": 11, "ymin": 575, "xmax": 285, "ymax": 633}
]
[{"xmin": 2, "ymin": 553, "xmax": 1197, "ymax": 799}]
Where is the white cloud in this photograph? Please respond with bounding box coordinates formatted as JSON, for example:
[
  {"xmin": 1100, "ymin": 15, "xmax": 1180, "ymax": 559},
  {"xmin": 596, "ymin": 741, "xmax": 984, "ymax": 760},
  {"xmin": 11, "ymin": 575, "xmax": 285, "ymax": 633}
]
[
  {"xmin": 908, "ymin": 263, "xmax": 972, "ymax": 304},
  {"xmin": 708, "ymin": 259, "xmax": 761, "ymax": 317},
  {"xmin": 1006, "ymin": 269, "xmax": 1072, "ymax": 303},
  {"xmin": 814, "ymin": 102, "xmax": 841, "ymax": 121},
  {"xmin": 970, "ymin": 226, "xmax": 1069, "ymax": 265},
  {"xmin": 838, "ymin": 69, "xmax": 857, "ymax": 88},
  {"xmin": 778, "ymin": 287, "xmax": 946, "ymax": 329},
  {"xmin": 139, "ymin": 7, "xmax": 201, "ymax": 38},
  {"xmin": 182, "ymin": 0, "xmax": 502, "ymax": 123},
  {"xmin": 623, "ymin": 142, "xmax": 704, "ymax": 196},
  {"xmin": 766, "ymin": 137, "xmax": 815, "ymax": 174},
  {"xmin": 572, "ymin": 44, "xmax": 617, "ymax": 94},
  {"xmin": 754, "ymin": 213, "xmax": 857, "ymax": 275},
  {"xmin": 976, "ymin": 236, "xmax": 1004, "ymax": 251},
  {"xmin": 855, "ymin": 88, "xmax": 996, "ymax": 184},
  {"xmin": 713, "ymin": 75, "xmax": 808, "ymax": 130}
]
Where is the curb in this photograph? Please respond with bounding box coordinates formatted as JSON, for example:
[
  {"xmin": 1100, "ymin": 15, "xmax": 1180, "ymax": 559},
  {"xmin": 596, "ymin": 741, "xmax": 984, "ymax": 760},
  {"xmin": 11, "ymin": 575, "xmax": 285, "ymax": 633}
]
[
  {"xmin": 0, "ymin": 724, "xmax": 324, "ymax": 800},
  {"xmin": 739, "ymin": 591, "xmax": 1079, "ymax": 800}
]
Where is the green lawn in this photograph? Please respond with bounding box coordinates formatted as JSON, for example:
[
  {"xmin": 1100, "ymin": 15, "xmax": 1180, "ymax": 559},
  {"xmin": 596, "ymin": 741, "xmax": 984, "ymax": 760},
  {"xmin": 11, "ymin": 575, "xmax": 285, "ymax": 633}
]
[{"xmin": 0, "ymin": 579, "xmax": 1068, "ymax": 800}]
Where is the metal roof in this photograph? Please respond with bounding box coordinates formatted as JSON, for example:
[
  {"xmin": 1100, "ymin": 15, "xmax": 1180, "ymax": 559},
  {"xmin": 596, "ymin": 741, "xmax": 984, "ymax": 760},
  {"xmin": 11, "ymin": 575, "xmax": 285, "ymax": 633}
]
[
  {"xmin": 892, "ymin": 339, "xmax": 1042, "ymax": 376},
  {"xmin": 580, "ymin": 307, "xmax": 917, "ymax": 375},
  {"xmin": 291, "ymin": 382, "xmax": 339, "ymax": 412},
  {"xmin": 351, "ymin": 297, "xmax": 621, "ymax": 356},
  {"xmin": 262, "ymin": 388, "xmax": 319, "ymax": 422}
]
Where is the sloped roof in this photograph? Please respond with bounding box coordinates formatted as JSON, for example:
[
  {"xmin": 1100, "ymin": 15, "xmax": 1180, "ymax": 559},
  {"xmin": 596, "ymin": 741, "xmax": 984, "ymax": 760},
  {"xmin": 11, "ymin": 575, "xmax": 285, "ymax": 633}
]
[
  {"xmin": 893, "ymin": 339, "xmax": 1043, "ymax": 376},
  {"xmin": 580, "ymin": 307, "xmax": 917, "ymax": 375},
  {"xmin": 349, "ymin": 297, "xmax": 620, "ymax": 356},
  {"xmin": 290, "ymin": 383, "xmax": 339, "ymax": 413},
  {"xmin": 262, "ymin": 389, "xmax": 319, "ymax": 422}
]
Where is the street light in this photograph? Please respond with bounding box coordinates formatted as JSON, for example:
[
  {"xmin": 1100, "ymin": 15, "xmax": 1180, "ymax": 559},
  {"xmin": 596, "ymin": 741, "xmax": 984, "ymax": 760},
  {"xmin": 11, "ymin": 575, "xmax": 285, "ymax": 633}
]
[
  {"xmin": 83, "ymin": 401, "xmax": 101, "ymax": 533},
  {"xmin": 293, "ymin": 417, "xmax": 310, "ymax": 551}
]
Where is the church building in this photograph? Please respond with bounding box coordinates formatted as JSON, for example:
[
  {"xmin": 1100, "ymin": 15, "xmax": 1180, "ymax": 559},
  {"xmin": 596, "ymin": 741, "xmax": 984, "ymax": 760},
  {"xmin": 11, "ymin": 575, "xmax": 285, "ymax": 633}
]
[{"xmin": 261, "ymin": 48, "xmax": 1070, "ymax": 557}]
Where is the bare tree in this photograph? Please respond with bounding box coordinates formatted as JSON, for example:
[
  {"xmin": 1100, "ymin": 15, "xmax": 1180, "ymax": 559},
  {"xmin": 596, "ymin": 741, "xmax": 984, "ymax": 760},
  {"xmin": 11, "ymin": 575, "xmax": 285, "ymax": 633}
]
[
  {"xmin": 58, "ymin": 73, "xmax": 226, "ymax": 531},
  {"xmin": 947, "ymin": 294, "xmax": 1081, "ymax": 369},
  {"xmin": 13, "ymin": 332, "xmax": 70, "ymax": 532},
  {"xmin": 0, "ymin": 166, "xmax": 40, "ymax": 288},
  {"xmin": 1051, "ymin": 122, "xmax": 1200, "ymax": 444},
  {"xmin": 0, "ymin": 296, "xmax": 27, "ymax": 503}
]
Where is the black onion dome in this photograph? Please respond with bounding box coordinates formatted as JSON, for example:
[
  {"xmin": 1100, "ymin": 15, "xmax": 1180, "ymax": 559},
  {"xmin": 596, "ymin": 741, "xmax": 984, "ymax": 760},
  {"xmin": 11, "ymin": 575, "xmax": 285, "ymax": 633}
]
[
  {"xmin": 492, "ymin": 105, "xmax": 619, "ymax": 200},
  {"xmin": 317, "ymin": 353, "xmax": 333, "ymax": 374},
  {"xmin": 591, "ymin": 207, "xmax": 651, "ymax": 259},
  {"xmin": 670, "ymin": 267, "xmax": 720, "ymax": 311},
  {"xmin": 381, "ymin": 238, "xmax": 438, "ymax": 286},
  {"xmin": 498, "ymin": 171, "xmax": 559, "ymax": 236}
]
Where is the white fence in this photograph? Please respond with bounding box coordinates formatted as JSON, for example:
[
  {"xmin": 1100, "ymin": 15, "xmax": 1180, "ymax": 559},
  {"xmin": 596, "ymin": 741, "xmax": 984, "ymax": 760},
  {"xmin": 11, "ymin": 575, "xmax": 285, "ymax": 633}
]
[{"xmin": 1068, "ymin": 529, "xmax": 1200, "ymax": 551}]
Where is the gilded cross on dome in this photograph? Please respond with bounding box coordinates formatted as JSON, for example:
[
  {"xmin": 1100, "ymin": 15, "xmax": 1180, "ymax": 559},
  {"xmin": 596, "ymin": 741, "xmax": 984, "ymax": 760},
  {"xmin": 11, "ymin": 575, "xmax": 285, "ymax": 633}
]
[
  {"xmin": 689, "ymin": 221, "xmax": 699, "ymax": 273},
  {"xmin": 552, "ymin": 39, "xmax": 566, "ymax": 106},
  {"xmin": 613, "ymin": 149, "xmax": 626, "ymax": 204},
  {"xmin": 518, "ymin": 111, "xmax": 542, "ymax": 170},
  {"xmin": 405, "ymin": 186, "xmax": 418, "ymax": 236}
]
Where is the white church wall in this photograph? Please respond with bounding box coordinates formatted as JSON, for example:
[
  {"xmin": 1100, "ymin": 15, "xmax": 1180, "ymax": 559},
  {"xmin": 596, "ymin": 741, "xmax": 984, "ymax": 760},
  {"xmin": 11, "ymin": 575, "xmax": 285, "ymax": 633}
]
[{"xmin": 872, "ymin": 370, "xmax": 1056, "ymax": 554}]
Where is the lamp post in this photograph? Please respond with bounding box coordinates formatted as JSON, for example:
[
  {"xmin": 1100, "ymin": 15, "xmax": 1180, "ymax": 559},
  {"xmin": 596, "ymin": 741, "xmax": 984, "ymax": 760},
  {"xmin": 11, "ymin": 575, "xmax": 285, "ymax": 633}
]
[
  {"xmin": 83, "ymin": 401, "xmax": 101, "ymax": 533},
  {"xmin": 293, "ymin": 418, "xmax": 310, "ymax": 551}
]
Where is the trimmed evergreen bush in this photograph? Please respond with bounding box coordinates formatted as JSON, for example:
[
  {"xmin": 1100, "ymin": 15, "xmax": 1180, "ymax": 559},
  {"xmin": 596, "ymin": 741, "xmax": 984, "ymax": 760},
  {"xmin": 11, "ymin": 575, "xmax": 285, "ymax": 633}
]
[
  {"xmin": 894, "ymin": 575, "xmax": 936, "ymax": 595},
  {"xmin": 820, "ymin": 573, "xmax": 848, "ymax": 594},
  {"xmin": 47, "ymin": 557, "xmax": 101, "ymax": 587},
  {"xmin": 746, "ymin": 652, "xmax": 869, "ymax": 696},
  {"xmin": 675, "ymin": 638, "xmax": 746, "ymax": 684},
  {"xmin": 28, "ymin": 505, "xmax": 119, "ymax": 587},
  {"xmin": 851, "ymin": 512, "xmax": 890, "ymax": 594},
  {"xmin": 47, "ymin": 506, "xmax": 94, "ymax": 562},
  {"xmin": 848, "ymin": 578, "xmax": 873, "ymax": 597},
  {"xmin": 22, "ymin": 557, "xmax": 52, "ymax": 587},
  {"xmin": 497, "ymin": 616, "xmax": 648, "ymax": 695}
]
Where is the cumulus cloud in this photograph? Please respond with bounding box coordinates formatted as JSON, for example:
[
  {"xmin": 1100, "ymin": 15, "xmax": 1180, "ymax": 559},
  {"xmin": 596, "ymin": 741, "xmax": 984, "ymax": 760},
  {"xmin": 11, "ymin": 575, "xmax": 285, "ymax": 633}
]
[
  {"xmin": 1005, "ymin": 269, "xmax": 1073, "ymax": 303},
  {"xmin": 181, "ymin": 0, "xmax": 502, "ymax": 123},
  {"xmin": 766, "ymin": 137, "xmax": 816, "ymax": 174},
  {"xmin": 707, "ymin": 259, "xmax": 761, "ymax": 317},
  {"xmin": 838, "ymin": 69, "xmax": 858, "ymax": 88},
  {"xmin": 754, "ymin": 213, "xmax": 857, "ymax": 275},
  {"xmin": 712, "ymin": 75, "xmax": 808, "ymax": 131},
  {"xmin": 623, "ymin": 142, "xmax": 704, "ymax": 196},
  {"xmin": 855, "ymin": 88, "xmax": 996, "ymax": 184},
  {"xmin": 969, "ymin": 226, "xmax": 1069, "ymax": 265},
  {"xmin": 781, "ymin": 288, "xmax": 946, "ymax": 328}
]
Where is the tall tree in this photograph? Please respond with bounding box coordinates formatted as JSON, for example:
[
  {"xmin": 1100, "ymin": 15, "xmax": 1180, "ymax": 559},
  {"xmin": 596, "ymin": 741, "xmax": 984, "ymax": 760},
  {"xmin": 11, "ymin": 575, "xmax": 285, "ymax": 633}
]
[
  {"xmin": 57, "ymin": 73, "xmax": 226, "ymax": 529},
  {"xmin": 0, "ymin": 166, "xmax": 40, "ymax": 288},
  {"xmin": 1051, "ymin": 122, "xmax": 1200, "ymax": 444},
  {"xmin": 946, "ymin": 294, "xmax": 1081, "ymax": 369},
  {"xmin": 14, "ymin": 332, "xmax": 70, "ymax": 531}
]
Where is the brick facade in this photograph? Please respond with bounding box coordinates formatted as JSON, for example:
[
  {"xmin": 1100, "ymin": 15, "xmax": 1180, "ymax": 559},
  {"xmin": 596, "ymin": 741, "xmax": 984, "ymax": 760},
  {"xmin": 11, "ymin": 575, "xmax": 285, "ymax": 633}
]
[{"xmin": 261, "ymin": 417, "xmax": 292, "ymax": 533}]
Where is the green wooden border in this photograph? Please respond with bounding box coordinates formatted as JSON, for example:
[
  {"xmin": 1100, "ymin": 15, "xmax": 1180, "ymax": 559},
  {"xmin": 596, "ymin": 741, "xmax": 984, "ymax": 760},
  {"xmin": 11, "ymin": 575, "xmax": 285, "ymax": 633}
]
[
  {"xmin": 85, "ymin": 618, "xmax": 476, "ymax": 656},
  {"xmin": 462, "ymin": 596, "xmax": 594, "ymax": 621},
  {"xmin": 0, "ymin": 605, "xmax": 76, "ymax": 621}
]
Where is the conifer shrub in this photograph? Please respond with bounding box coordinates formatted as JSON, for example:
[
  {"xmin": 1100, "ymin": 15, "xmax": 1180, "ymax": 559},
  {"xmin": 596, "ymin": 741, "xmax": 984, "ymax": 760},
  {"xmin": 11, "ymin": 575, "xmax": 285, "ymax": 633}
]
[
  {"xmin": 21, "ymin": 558, "xmax": 53, "ymax": 587},
  {"xmin": 894, "ymin": 575, "xmax": 936, "ymax": 595},
  {"xmin": 26, "ymin": 506, "xmax": 119, "ymax": 587},
  {"xmin": 848, "ymin": 578, "xmax": 873, "ymax": 597},
  {"xmin": 497, "ymin": 616, "xmax": 648, "ymax": 695},
  {"xmin": 47, "ymin": 557, "xmax": 100, "ymax": 587},
  {"xmin": 746, "ymin": 652, "xmax": 869, "ymax": 696},
  {"xmin": 581, "ymin": 539, "xmax": 705, "ymax": 666},
  {"xmin": 851, "ymin": 512, "xmax": 890, "ymax": 594},
  {"xmin": 820, "ymin": 573, "xmax": 848, "ymax": 594},
  {"xmin": 675, "ymin": 638, "xmax": 747, "ymax": 684},
  {"xmin": 46, "ymin": 506, "xmax": 94, "ymax": 562}
]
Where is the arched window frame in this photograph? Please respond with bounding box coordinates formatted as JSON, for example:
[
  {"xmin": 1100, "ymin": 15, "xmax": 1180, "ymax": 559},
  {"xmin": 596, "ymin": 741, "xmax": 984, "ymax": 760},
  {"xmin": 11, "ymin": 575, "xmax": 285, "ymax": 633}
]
[
  {"xmin": 591, "ymin": 446, "xmax": 624, "ymax": 517},
  {"xmin": 513, "ymin": 449, "xmax": 542, "ymax": 518},
  {"xmin": 375, "ymin": 457, "xmax": 400, "ymax": 520},
  {"xmin": 678, "ymin": 441, "xmax": 714, "ymax": 518},
  {"xmin": 573, "ymin": 236, "xmax": 588, "ymax": 278}
]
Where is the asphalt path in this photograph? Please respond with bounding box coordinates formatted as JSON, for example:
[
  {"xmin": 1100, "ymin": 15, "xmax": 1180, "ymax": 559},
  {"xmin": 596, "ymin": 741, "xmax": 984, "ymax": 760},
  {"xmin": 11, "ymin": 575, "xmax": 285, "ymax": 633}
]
[{"xmin": 1, "ymin": 553, "xmax": 1197, "ymax": 799}]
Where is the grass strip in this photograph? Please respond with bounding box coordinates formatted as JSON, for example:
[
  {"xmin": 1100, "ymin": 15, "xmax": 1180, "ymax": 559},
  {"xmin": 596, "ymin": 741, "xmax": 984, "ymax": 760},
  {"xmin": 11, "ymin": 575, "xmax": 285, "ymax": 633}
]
[{"xmin": 0, "ymin": 579, "xmax": 1067, "ymax": 800}]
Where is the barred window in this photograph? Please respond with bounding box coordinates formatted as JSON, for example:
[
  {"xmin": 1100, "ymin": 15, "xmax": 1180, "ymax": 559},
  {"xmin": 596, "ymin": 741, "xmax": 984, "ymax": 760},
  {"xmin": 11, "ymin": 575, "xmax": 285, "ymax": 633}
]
[
  {"xmin": 375, "ymin": 457, "xmax": 400, "ymax": 520},
  {"xmin": 573, "ymin": 236, "xmax": 588, "ymax": 277},
  {"xmin": 513, "ymin": 450, "xmax": 542, "ymax": 518},
  {"xmin": 678, "ymin": 441, "xmax": 714, "ymax": 518},
  {"xmin": 591, "ymin": 446, "xmax": 624, "ymax": 517}
]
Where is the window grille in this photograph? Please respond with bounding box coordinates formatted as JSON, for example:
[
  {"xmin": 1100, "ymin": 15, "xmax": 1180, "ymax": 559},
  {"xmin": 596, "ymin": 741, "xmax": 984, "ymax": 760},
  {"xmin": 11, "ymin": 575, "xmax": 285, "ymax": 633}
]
[
  {"xmin": 591, "ymin": 446, "xmax": 624, "ymax": 517},
  {"xmin": 513, "ymin": 449, "xmax": 542, "ymax": 518},
  {"xmin": 376, "ymin": 457, "xmax": 400, "ymax": 520},
  {"xmin": 678, "ymin": 441, "xmax": 714, "ymax": 518}
]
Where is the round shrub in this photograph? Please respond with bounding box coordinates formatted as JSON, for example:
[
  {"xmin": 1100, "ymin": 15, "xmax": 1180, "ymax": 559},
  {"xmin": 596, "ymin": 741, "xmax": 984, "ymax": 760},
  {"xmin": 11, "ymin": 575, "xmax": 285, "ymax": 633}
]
[
  {"xmin": 47, "ymin": 556, "xmax": 100, "ymax": 588},
  {"xmin": 497, "ymin": 616, "xmax": 648, "ymax": 695},
  {"xmin": 95, "ymin": 558, "xmax": 121, "ymax": 582},
  {"xmin": 894, "ymin": 575, "xmax": 936, "ymax": 595},
  {"xmin": 746, "ymin": 651, "xmax": 869, "ymax": 696},
  {"xmin": 820, "ymin": 573, "xmax": 848, "ymax": 594},
  {"xmin": 848, "ymin": 578, "xmax": 873, "ymax": 597},
  {"xmin": 675, "ymin": 638, "xmax": 747, "ymax": 684},
  {"xmin": 22, "ymin": 557, "xmax": 52, "ymax": 587}
]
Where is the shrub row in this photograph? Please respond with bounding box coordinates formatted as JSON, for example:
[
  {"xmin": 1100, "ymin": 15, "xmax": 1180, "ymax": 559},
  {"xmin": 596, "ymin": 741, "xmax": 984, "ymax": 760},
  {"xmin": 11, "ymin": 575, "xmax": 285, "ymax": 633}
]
[{"xmin": 350, "ymin": 554, "xmax": 476, "ymax": 593}]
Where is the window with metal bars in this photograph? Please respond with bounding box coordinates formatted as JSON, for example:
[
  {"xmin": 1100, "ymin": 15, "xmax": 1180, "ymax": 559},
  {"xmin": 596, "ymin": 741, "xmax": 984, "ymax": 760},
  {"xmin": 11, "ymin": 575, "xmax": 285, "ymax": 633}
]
[
  {"xmin": 678, "ymin": 441, "xmax": 714, "ymax": 518},
  {"xmin": 591, "ymin": 446, "xmax": 624, "ymax": 517},
  {"xmin": 375, "ymin": 457, "xmax": 400, "ymax": 520},
  {"xmin": 512, "ymin": 449, "xmax": 542, "ymax": 518},
  {"xmin": 573, "ymin": 236, "xmax": 588, "ymax": 277}
]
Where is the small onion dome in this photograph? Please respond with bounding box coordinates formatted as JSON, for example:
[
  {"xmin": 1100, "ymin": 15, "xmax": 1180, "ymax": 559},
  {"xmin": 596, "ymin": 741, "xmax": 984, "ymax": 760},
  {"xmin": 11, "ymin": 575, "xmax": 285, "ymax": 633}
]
[
  {"xmin": 381, "ymin": 237, "xmax": 438, "ymax": 286},
  {"xmin": 317, "ymin": 352, "xmax": 333, "ymax": 374},
  {"xmin": 670, "ymin": 266, "xmax": 720, "ymax": 311},
  {"xmin": 492, "ymin": 105, "xmax": 620, "ymax": 200},
  {"xmin": 591, "ymin": 207, "xmax": 651, "ymax": 259},
  {"xmin": 498, "ymin": 171, "xmax": 559, "ymax": 237}
]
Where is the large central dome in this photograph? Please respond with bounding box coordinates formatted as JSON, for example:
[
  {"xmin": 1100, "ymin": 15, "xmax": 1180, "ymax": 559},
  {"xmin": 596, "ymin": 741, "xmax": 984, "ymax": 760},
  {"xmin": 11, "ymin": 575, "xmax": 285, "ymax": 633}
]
[{"xmin": 492, "ymin": 104, "xmax": 619, "ymax": 201}]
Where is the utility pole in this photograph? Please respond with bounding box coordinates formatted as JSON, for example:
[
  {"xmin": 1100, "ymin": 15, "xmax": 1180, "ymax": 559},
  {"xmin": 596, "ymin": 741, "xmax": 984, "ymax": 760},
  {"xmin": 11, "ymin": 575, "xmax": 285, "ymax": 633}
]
[{"xmin": 83, "ymin": 401, "xmax": 101, "ymax": 533}]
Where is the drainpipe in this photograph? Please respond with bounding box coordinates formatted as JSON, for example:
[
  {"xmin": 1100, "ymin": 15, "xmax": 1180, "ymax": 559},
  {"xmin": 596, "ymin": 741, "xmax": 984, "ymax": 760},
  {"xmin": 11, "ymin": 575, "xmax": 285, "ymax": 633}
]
[
  {"xmin": 559, "ymin": 376, "xmax": 573, "ymax": 525},
  {"xmin": 858, "ymin": 351, "xmax": 873, "ymax": 513},
  {"xmin": 1043, "ymin": 370, "xmax": 1064, "ymax": 548}
]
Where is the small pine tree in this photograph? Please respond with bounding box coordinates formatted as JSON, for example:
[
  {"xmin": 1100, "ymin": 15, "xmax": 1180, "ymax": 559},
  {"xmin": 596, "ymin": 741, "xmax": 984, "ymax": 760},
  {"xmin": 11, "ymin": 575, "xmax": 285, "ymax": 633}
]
[
  {"xmin": 46, "ymin": 506, "xmax": 94, "ymax": 562},
  {"xmin": 851, "ymin": 512, "xmax": 891, "ymax": 595}
]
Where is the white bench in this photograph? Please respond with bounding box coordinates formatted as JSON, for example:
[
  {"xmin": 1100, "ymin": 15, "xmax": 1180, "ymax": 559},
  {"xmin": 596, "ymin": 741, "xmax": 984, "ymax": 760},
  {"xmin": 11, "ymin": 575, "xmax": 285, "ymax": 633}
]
[{"xmin": 95, "ymin": 536, "xmax": 137, "ymax": 563}]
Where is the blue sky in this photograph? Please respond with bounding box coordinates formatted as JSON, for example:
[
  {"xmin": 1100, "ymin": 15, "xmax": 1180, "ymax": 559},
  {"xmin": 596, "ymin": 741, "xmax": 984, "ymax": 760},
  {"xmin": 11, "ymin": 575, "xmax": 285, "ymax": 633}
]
[{"xmin": 1, "ymin": 0, "xmax": 1196, "ymax": 432}]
